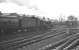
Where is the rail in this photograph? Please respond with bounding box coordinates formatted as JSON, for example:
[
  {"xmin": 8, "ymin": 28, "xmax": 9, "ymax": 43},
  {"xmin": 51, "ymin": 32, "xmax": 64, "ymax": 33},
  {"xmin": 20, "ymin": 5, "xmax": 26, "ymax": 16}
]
[
  {"xmin": 41, "ymin": 29, "xmax": 79, "ymax": 50},
  {"xmin": 1, "ymin": 28, "xmax": 79, "ymax": 50}
]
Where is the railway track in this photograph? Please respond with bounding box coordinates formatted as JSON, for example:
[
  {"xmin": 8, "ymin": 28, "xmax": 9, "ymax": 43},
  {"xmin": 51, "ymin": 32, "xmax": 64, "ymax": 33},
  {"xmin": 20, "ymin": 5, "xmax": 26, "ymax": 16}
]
[
  {"xmin": 40, "ymin": 28, "xmax": 79, "ymax": 50},
  {"xmin": 56, "ymin": 33, "xmax": 79, "ymax": 50},
  {"xmin": 0, "ymin": 27, "xmax": 64, "ymax": 43},
  {"xmin": 64, "ymin": 38, "xmax": 79, "ymax": 50},
  {"xmin": 0, "ymin": 26, "xmax": 67, "ymax": 44},
  {"xmin": 39, "ymin": 33, "xmax": 79, "ymax": 50},
  {"xmin": 0, "ymin": 28, "xmax": 79, "ymax": 50},
  {"xmin": 0, "ymin": 28, "xmax": 64, "ymax": 44},
  {"xmin": 0, "ymin": 28, "xmax": 68, "ymax": 50},
  {"xmin": 0, "ymin": 28, "xmax": 67, "ymax": 46}
]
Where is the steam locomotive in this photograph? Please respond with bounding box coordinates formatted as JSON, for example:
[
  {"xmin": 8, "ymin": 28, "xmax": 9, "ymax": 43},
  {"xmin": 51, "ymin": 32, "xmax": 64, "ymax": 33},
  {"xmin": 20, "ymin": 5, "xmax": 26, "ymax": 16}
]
[{"xmin": 0, "ymin": 15, "xmax": 50, "ymax": 34}]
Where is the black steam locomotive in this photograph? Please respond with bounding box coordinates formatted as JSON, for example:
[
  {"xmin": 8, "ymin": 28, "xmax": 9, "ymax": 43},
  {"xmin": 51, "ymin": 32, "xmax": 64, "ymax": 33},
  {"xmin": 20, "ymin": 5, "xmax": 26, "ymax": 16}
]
[{"xmin": 0, "ymin": 15, "xmax": 50, "ymax": 34}]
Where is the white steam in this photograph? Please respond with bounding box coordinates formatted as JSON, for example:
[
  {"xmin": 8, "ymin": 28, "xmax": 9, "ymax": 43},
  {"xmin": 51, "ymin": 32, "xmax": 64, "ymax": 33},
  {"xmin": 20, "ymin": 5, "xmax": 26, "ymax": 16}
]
[{"xmin": 0, "ymin": 0, "xmax": 79, "ymax": 20}]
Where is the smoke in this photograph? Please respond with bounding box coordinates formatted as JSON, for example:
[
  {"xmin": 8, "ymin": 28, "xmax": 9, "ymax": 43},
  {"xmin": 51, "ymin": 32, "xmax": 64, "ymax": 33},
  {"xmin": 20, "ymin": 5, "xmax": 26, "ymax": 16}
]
[
  {"xmin": 9, "ymin": 0, "xmax": 44, "ymax": 15},
  {"xmin": 0, "ymin": 0, "xmax": 40, "ymax": 11},
  {"xmin": 0, "ymin": 0, "xmax": 46, "ymax": 17},
  {"xmin": 2, "ymin": 0, "xmax": 79, "ymax": 20},
  {"xmin": 0, "ymin": 0, "xmax": 6, "ymax": 3},
  {"xmin": 6, "ymin": 0, "xmax": 39, "ymax": 10},
  {"xmin": 7, "ymin": 0, "xmax": 29, "ymax": 6}
]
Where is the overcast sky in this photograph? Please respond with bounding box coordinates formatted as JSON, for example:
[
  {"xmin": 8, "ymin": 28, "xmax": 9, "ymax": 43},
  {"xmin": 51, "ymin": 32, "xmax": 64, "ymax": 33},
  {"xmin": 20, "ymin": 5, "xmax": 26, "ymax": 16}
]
[{"xmin": 0, "ymin": 0, "xmax": 79, "ymax": 20}]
